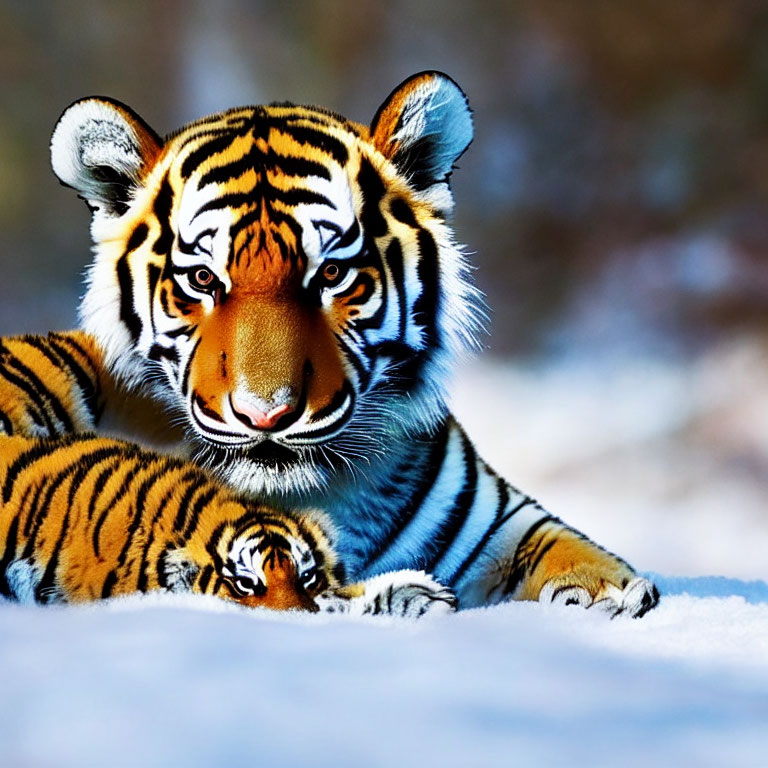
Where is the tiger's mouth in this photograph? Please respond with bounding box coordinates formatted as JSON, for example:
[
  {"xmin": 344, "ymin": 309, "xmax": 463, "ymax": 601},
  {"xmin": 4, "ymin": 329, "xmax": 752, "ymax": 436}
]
[{"xmin": 242, "ymin": 440, "xmax": 300, "ymax": 468}]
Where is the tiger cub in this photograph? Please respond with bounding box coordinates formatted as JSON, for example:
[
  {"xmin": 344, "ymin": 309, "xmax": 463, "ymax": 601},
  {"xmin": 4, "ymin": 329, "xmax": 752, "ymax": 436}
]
[{"xmin": 0, "ymin": 432, "xmax": 456, "ymax": 616}]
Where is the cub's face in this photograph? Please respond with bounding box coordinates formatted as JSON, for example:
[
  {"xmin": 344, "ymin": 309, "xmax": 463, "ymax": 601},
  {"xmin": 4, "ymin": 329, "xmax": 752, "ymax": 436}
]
[{"xmin": 51, "ymin": 73, "xmax": 481, "ymax": 497}]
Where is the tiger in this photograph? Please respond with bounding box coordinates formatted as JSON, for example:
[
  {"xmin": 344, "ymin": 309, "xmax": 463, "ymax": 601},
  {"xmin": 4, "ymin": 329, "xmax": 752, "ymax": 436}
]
[
  {"xmin": 2, "ymin": 71, "xmax": 658, "ymax": 617},
  {"xmin": 0, "ymin": 431, "xmax": 456, "ymax": 616}
]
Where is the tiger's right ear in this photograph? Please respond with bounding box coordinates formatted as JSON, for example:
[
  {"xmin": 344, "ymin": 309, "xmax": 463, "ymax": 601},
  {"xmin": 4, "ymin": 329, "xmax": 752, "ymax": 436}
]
[{"xmin": 50, "ymin": 97, "xmax": 163, "ymax": 217}]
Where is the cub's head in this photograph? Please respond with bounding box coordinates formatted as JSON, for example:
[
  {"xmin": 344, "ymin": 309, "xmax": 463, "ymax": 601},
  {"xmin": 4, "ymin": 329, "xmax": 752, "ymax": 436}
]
[{"xmin": 51, "ymin": 72, "xmax": 483, "ymax": 497}]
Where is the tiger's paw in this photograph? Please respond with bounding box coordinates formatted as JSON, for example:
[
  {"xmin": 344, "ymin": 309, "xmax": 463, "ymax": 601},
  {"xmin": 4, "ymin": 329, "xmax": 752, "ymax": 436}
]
[
  {"xmin": 589, "ymin": 576, "xmax": 660, "ymax": 618},
  {"xmin": 317, "ymin": 570, "xmax": 457, "ymax": 619},
  {"xmin": 539, "ymin": 575, "xmax": 659, "ymax": 619}
]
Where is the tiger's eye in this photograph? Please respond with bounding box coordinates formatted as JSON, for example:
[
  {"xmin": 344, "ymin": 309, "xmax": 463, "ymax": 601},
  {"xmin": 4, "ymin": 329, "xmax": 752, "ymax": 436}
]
[
  {"xmin": 190, "ymin": 267, "xmax": 215, "ymax": 289},
  {"xmin": 323, "ymin": 263, "xmax": 340, "ymax": 282}
]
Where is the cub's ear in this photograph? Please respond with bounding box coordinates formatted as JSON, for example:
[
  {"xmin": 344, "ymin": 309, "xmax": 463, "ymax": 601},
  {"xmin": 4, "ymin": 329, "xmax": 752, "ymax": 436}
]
[
  {"xmin": 371, "ymin": 71, "xmax": 473, "ymax": 196},
  {"xmin": 50, "ymin": 97, "xmax": 162, "ymax": 217}
]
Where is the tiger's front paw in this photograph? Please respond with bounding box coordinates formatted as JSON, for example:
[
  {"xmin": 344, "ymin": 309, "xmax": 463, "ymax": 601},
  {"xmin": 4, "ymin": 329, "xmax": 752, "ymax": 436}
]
[
  {"xmin": 539, "ymin": 575, "xmax": 659, "ymax": 619},
  {"xmin": 590, "ymin": 576, "xmax": 660, "ymax": 618},
  {"xmin": 317, "ymin": 570, "xmax": 457, "ymax": 619}
]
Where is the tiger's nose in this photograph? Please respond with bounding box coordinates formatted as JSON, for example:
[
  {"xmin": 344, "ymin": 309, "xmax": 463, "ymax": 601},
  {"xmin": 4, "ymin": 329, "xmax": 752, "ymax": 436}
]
[{"xmin": 230, "ymin": 393, "xmax": 295, "ymax": 431}]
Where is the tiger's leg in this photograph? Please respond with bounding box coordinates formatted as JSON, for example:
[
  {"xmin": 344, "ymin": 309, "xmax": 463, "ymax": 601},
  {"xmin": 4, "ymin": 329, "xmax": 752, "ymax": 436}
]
[
  {"xmin": 454, "ymin": 509, "xmax": 659, "ymax": 618},
  {"xmin": 506, "ymin": 520, "xmax": 659, "ymax": 617},
  {"xmin": 0, "ymin": 331, "xmax": 105, "ymax": 437},
  {"xmin": 421, "ymin": 422, "xmax": 660, "ymax": 617}
]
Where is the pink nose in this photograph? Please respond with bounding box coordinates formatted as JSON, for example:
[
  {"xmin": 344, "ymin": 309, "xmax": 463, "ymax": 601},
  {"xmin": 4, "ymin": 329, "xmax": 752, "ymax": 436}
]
[{"xmin": 230, "ymin": 395, "xmax": 294, "ymax": 430}]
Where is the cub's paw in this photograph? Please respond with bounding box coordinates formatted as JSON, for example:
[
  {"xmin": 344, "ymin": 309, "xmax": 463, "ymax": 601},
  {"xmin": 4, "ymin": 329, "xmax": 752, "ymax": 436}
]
[
  {"xmin": 540, "ymin": 576, "xmax": 660, "ymax": 619},
  {"xmin": 317, "ymin": 570, "xmax": 457, "ymax": 619}
]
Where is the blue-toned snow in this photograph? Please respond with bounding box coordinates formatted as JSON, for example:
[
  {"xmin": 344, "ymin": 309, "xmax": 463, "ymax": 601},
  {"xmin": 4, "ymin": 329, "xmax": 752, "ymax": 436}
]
[{"xmin": 1, "ymin": 580, "xmax": 767, "ymax": 768}]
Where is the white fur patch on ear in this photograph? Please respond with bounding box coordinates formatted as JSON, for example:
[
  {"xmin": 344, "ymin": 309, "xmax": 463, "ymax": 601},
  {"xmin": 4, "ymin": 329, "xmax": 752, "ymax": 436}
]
[
  {"xmin": 371, "ymin": 72, "xmax": 473, "ymax": 192},
  {"xmin": 50, "ymin": 97, "xmax": 161, "ymax": 215}
]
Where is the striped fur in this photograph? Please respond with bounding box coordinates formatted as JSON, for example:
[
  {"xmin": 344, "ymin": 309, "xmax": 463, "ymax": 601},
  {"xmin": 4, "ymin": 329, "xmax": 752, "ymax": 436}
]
[
  {"xmin": 16, "ymin": 71, "xmax": 658, "ymax": 616},
  {"xmin": 0, "ymin": 433, "xmax": 456, "ymax": 616}
]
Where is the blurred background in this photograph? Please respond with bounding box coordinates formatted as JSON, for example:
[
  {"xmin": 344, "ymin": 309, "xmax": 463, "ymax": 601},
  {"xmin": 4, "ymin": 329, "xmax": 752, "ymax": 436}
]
[{"xmin": 1, "ymin": 0, "xmax": 766, "ymax": 579}]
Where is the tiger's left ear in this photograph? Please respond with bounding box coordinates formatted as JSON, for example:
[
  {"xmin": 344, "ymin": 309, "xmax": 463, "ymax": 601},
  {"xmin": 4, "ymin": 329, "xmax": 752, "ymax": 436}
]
[
  {"xmin": 371, "ymin": 71, "xmax": 473, "ymax": 199},
  {"xmin": 50, "ymin": 97, "xmax": 163, "ymax": 218}
]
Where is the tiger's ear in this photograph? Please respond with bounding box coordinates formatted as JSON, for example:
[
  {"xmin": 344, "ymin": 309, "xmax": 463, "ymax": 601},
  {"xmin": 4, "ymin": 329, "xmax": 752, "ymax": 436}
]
[
  {"xmin": 50, "ymin": 97, "xmax": 163, "ymax": 217},
  {"xmin": 371, "ymin": 72, "xmax": 473, "ymax": 198}
]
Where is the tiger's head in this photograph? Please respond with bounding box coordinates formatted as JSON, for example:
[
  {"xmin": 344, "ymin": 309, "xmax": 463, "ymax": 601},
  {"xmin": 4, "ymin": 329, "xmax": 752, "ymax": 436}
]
[{"xmin": 50, "ymin": 72, "xmax": 483, "ymax": 497}]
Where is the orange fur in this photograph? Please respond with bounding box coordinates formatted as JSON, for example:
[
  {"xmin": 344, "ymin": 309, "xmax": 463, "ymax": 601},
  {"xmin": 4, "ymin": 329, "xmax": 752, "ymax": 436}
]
[{"xmin": 0, "ymin": 433, "xmax": 338, "ymax": 610}]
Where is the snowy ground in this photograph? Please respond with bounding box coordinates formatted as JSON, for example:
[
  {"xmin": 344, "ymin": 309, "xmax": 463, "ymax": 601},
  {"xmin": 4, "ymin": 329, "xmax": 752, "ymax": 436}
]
[
  {"xmin": 1, "ymin": 582, "xmax": 767, "ymax": 768},
  {"xmin": 2, "ymin": 346, "xmax": 768, "ymax": 767}
]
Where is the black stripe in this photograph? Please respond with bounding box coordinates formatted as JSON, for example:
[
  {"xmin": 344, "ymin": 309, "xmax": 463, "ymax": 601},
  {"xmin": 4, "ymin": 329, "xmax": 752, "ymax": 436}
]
[
  {"xmin": 180, "ymin": 132, "xmax": 239, "ymax": 180},
  {"xmin": 0, "ymin": 513, "xmax": 21, "ymax": 598},
  {"xmin": 528, "ymin": 537, "xmax": 558, "ymax": 577},
  {"xmin": 22, "ymin": 477, "xmax": 51, "ymax": 540},
  {"xmin": 22, "ymin": 471, "xmax": 70, "ymax": 561},
  {"xmin": 172, "ymin": 472, "xmax": 209, "ymax": 533},
  {"xmin": 198, "ymin": 146, "xmax": 261, "ymax": 188},
  {"xmin": 274, "ymin": 187, "xmax": 335, "ymax": 209},
  {"xmin": 147, "ymin": 263, "xmax": 161, "ymax": 332},
  {"xmin": 152, "ymin": 177, "xmax": 175, "ymax": 255},
  {"xmin": 412, "ymin": 228, "xmax": 440, "ymax": 348},
  {"xmin": 66, "ymin": 459, "xmax": 93, "ymax": 511},
  {"xmin": 101, "ymin": 570, "xmax": 118, "ymax": 599},
  {"xmin": 266, "ymin": 150, "xmax": 332, "ymax": 181},
  {"xmin": 48, "ymin": 334, "xmax": 105, "ymax": 423},
  {"xmin": 19, "ymin": 334, "xmax": 64, "ymax": 371},
  {"xmin": 8, "ymin": 355, "xmax": 74, "ymax": 434},
  {"xmin": 45, "ymin": 336, "xmax": 102, "ymax": 425},
  {"xmin": 451, "ymin": 490, "xmax": 541, "ymax": 587},
  {"xmin": 0, "ymin": 408, "xmax": 12, "ymax": 435},
  {"xmin": 117, "ymin": 223, "xmax": 149, "ymax": 342},
  {"xmin": 87, "ymin": 458, "xmax": 122, "ymax": 520},
  {"xmin": 450, "ymin": 476, "xmax": 509, "ymax": 584},
  {"xmin": 500, "ymin": 518, "xmax": 554, "ymax": 598},
  {"xmin": 34, "ymin": 498, "xmax": 71, "ymax": 604},
  {"xmin": 357, "ymin": 157, "xmax": 387, "ymax": 238},
  {"xmin": 137, "ymin": 484, "xmax": 176, "ymax": 593},
  {"xmin": 308, "ymin": 380, "xmax": 354, "ymax": 424},
  {"xmin": 278, "ymin": 124, "xmax": 348, "ymax": 165},
  {"xmin": 181, "ymin": 486, "xmax": 217, "ymax": 539},
  {"xmin": 422, "ymin": 431, "xmax": 478, "ymax": 574},
  {"xmin": 148, "ymin": 343, "xmax": 180, "ymax": 365},
  {"xmin": 92, "ymin": 464, "xmax": 143, "ymax": 559},
  {"xmin": 389, "ymin": 197, "xmax": 417, "ymax": 227},
  {"xmin": 0, "ymin": 365, "xmax": 57, "ymax": 436},
  {"xmin": 194, "ymin": 191, "xmax": 256, "ymax": 217},
  {"xmin": 203, "ymin": 522, "xmax": 229, "ymax": 576},
  {"xmin": 2, "ymin": 439, "xmax": 64, "ymax": 504},
  {"xmin": 197, "ymin": 563, "xmax": 214, "ymax": 594},
  {"xmin": 333, "ymin": 331, "xmax": 370, "ymax": 391},
  {"xmin": 48, "ymin": 333, "xmax": 95, "ymax": 368},
  {"xmin": 180, "ymin": 336, "xmax": 201, "ymax": 397},
  {"xmin": 385, "ymin": 238, "xmax": 407, "ymax": 342},
  {"xmin": 359, "ymin": 419, "xmax": 451, "ymax": 570},
  {"xmin": 103, "ymin": 464, "xmax": 167, "ymax": 595}
]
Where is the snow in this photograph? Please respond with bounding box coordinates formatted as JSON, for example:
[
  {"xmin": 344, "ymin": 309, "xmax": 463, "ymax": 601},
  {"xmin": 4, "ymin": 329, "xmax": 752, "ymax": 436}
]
[
  {"xmin": 1, "ymin": 582, "xmax": 767, "ymax": 768},
  {"xmin": 2, "ymin": 349, "xmax": 768, "ymax": 767}
]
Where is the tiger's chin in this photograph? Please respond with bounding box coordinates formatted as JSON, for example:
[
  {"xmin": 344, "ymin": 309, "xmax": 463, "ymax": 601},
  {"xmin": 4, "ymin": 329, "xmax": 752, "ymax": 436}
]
[{"xmin": 192, "ymin": 438, "xmax": 333, "ymax": 499}]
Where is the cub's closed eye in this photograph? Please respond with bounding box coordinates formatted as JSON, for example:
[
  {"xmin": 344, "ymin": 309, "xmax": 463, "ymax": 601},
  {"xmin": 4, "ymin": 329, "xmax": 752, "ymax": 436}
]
[{"xmin": 188, "ymin": 267, "xmax": 217, "ymax": 291}]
